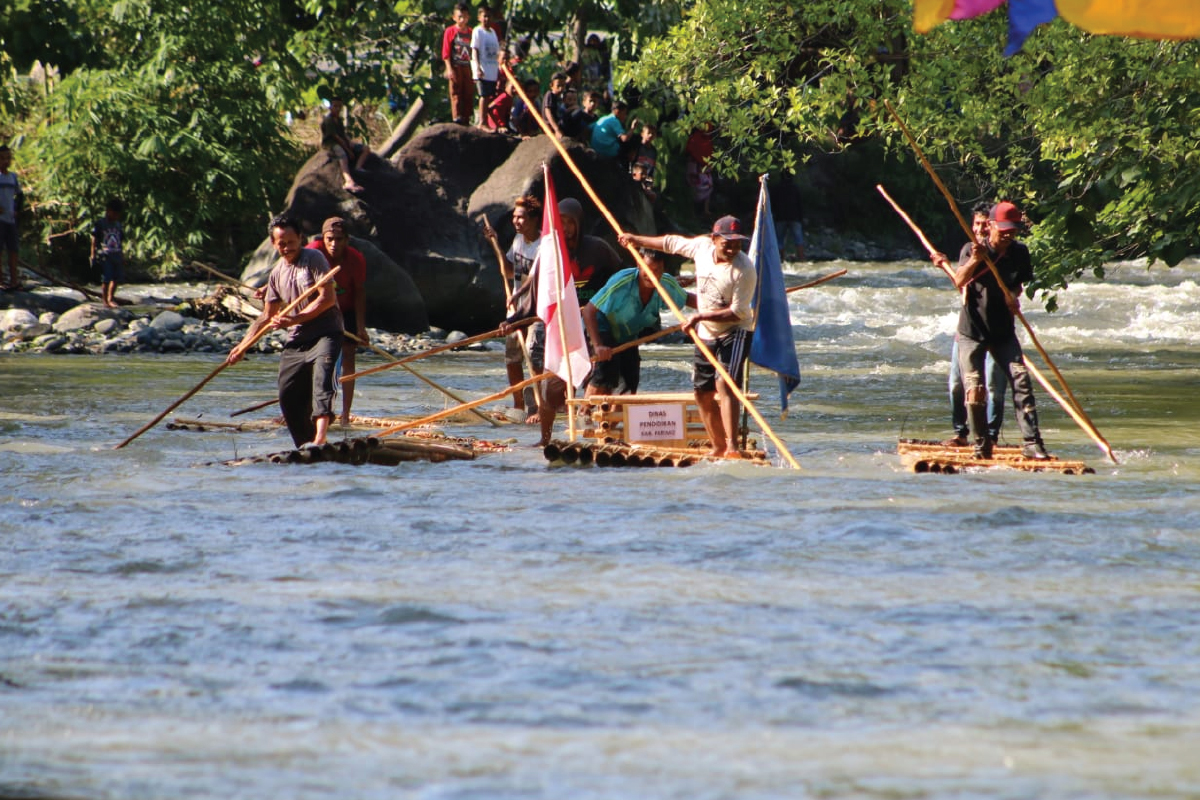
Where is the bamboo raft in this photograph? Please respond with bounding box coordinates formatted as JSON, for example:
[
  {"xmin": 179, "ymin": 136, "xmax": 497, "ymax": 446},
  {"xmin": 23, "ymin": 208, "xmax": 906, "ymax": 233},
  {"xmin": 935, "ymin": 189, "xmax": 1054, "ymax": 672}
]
[
  {"xmin": 213, "ymin": 435, "xmax": 477, "ymax": 467},
  {"xmin": 898, "ymin": 438, "xmax": 1094, "ymax": 474},
  {"xmin": 543, "ymin": 439, "xmax": 768, "ymax": 468}
]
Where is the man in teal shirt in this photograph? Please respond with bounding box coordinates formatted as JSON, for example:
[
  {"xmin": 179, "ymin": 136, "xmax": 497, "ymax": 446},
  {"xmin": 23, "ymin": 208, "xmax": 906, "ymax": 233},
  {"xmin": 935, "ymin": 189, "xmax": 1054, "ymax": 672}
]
[
  {"xmin": 589, "ymin": 100, "xmax": 634, "ymax": 160},
  {"xmin": 582, "ymin": 248, "xmax": 695, "ymax": 396}
]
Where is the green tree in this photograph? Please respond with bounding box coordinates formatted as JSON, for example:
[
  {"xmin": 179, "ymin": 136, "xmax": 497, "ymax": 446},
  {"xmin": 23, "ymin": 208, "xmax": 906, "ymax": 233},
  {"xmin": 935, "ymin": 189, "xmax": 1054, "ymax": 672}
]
[{"xmin": 623, "ymin": 0, "xmax": 1200, "ymax": 295}]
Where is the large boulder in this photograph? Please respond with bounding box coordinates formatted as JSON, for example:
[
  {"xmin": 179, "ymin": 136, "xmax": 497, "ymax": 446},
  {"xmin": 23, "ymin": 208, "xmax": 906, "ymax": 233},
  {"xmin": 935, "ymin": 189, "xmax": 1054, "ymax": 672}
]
[{"xmin": 245, "ymin": 125, "xmax": 656, "ymax": 334}]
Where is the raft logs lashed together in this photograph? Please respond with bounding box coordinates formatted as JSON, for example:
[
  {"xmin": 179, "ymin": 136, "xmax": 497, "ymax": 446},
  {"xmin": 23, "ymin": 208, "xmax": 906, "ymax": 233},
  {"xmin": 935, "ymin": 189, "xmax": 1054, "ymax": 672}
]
[
  {"xmin": 897, "ymin": 439, "xmax": 1094, "ymax": 475},
  {"xmin": 214, "ymin": 435, "xmax": 477, "ymax": 467},
  {"xmin": 543, "ymin": 439, "xmax": 769, "ymax": 468}
]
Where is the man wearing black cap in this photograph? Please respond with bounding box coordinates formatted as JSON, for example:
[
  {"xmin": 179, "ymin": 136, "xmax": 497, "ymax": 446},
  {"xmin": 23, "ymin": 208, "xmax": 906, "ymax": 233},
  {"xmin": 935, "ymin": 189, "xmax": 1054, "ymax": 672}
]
[
  {"xmin": 952, "ymin": 201, "xmax": 1050, "ymax": 461},
  {"xmin": 618, "ymin": 216, "xmax": 757, "ymax": 458},
  {"xmin": 307, "ymin": 217, "xmax": 368, "ymax": 425}
]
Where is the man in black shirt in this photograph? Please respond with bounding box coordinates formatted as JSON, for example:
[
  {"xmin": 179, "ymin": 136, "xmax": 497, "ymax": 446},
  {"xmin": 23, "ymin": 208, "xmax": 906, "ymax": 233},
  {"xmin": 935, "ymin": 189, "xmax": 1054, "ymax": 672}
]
[{"xmin": 953, "ymin": 201, "xmax": 1050, "ymax": 461}]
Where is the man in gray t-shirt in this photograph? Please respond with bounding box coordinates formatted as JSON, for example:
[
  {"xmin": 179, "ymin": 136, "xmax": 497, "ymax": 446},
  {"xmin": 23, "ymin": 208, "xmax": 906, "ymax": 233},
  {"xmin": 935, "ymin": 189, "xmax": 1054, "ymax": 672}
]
[{"xmin": 228, "ymin": 215, "xmax": 344, "ymax": 447}]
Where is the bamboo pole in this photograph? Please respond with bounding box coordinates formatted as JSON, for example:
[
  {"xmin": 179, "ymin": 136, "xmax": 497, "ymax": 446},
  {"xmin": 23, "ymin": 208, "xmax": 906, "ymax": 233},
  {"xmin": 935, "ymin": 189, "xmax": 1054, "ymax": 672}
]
[
  {"xmin": 883, "ymin": 101, "xmax": 1106, "ymax": 435},
  {"xmin": 482, "ymin": 216, "xmax": 543, "ymax": 409},
  {"xmin": 18, "ymin": 257, "xmax": 128, "ymax": 304},
  {"xmin": 374, "ymin": 373, "xmax": 552, "ymax": 438},
  {"xmin": 876, "ymin": 182, "xmax": 1117, "ymax": 464},
  {"xmin": 344, "ymin": 331, "xmax": 498, "ymax": 427},
  {"xmin": 1022, "ymin": 356, "xmax": 1116, "ymax": 463},
  {"xmin": 230, "ymin": 398, "xmax": 278, "ymax": 417},
  {"xmin": 786, "ymin": 268, "xmax": 848, "ymax": 294},
  {"xmin": 501, "ymin": 63, "xmax": 800, "ymax": 469},
  {"xmin": 115, "ymin": 267, "xmax": 341, "ymax": 449},
  {"xmin": 191, "ymin": 262, "xmax": 494, "ymax": 425},
  {"xmin": 339, "ymin": 323, "xmax": 530, "ymax": 383}
]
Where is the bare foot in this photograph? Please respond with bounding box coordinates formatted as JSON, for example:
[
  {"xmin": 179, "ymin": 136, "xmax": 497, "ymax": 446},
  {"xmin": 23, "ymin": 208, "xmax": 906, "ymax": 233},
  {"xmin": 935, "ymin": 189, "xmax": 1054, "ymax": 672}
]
[
  {"xmin": 344, "ymin": 182, "xmax": 365, "ymax": 194},
  {"xmin": 524, "ymin": 411, "xmax": 540, "ymax": 425},
  {"xmin": 338, "ymin": 414, "xmax": 350, "ymax": 427}
]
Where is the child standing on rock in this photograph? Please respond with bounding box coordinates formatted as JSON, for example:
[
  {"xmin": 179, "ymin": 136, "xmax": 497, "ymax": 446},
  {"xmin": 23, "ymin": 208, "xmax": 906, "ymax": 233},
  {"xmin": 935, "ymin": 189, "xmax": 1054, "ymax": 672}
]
[
  {"xmin": 91, "ymin": 199, "xmax": 125, "ymax": 308},
  {"xmin": 0, "ymin": 145, "xmax": 23, "ymax": 291}
]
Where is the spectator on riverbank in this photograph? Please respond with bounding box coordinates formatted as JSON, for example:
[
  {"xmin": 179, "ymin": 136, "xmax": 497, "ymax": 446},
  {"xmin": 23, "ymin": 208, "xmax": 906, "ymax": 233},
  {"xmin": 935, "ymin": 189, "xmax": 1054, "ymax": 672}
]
[
  {"xmin": 511, "ymin": 77, "xmax": 542, "ymax": 137},
  {"xmin": 91, "ymin": 199, "xmax": 126, "ymax": 309},
  {"xmin": 485, "ymin": 76, "xmax": 514, "ymax": 132},
  {"xmin": 320, "ymin": 97, "xmax": 367, "ymax": 194},
  {"xmin": 306, "ymin": 217, "xmax": 368, "ymax": 426},
  {"xmin": 227, "ymin": 215, "xmax": 343, "ymax": 449},
  {"xmin": 591, "ymin": 100, "xmax": 634, "ymax": 160},
  {"xmin": 560, "ymin": 90, "xmax": 599, "ymax": 142},
  {"xmin": 0, "ymin": 145, "xmax": 23, "ymax": 291},
  {"xmin": 441, "ymin": 2, "xmax": 475, "ymax": 125},
  {"xmin": 541, "ymin": 72, "xmax": 567, "ymax": 138},
  {"xmin": 470, "ymin": 5, "xmax": 502, "ymax": 130},
  {"xmin": 580, "ymin": 34, "xmax": 611, "ymax": 102}
]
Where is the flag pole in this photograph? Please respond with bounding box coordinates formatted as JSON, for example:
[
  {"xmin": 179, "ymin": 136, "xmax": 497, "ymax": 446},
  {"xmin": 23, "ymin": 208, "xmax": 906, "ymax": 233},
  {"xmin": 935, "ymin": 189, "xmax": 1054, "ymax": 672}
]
[
  {"xmin": 546, "ymin": 167, "xmax": 579, "ymax": 441},
  {"xmin": 876, "ymin": 183, "xmax": 1117, "ymax": 464},
  {"xmin": 502, "ymin": 64, "xmax": 800, "ymax": 469}
]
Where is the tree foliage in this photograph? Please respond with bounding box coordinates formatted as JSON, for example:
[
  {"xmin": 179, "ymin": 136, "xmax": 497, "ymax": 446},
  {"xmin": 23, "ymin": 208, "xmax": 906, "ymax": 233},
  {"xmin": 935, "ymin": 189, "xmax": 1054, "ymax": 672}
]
[{"xmin": 623, "ymin": 0, "xmax": 1200, "ymax": 294}]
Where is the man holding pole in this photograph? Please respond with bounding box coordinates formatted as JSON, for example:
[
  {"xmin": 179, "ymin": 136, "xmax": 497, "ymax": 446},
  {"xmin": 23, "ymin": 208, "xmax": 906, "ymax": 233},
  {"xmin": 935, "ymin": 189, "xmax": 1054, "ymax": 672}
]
[
  {"xmin": 228, "ymin": 214, "xmax": 343, "ymax": 448},
  {"xmin": 619, "ymin": 216, "xmax": 757, "ymax": 458},
  {"xmin": 581, "ymin": 248, "xmax": 695, "ymax": 397},
  {"xmin": 951, "ymin": 201, "xmax": 1050, "ymax": 461}
]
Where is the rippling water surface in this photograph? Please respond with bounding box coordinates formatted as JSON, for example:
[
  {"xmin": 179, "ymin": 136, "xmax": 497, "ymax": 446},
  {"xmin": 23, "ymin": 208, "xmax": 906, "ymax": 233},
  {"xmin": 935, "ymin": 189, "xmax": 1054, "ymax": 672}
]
[{"xmin": 2, "ymin": 260, "xmax": 1199, "ymax": 799}]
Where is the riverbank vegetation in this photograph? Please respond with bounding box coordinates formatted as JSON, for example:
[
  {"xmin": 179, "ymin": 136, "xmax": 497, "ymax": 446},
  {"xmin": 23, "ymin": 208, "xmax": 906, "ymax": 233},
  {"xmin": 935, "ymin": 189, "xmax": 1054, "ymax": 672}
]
[{"xmin": 3, "ymin": 0, "xmax": 1198, "ymax": 299}]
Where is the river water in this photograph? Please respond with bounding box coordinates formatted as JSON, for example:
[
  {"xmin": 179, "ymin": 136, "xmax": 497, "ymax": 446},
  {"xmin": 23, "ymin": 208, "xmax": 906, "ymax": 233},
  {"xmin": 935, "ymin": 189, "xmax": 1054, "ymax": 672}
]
[{"xmin": 2, "ymin": 259, "xmax": 1199, "ymax": 799}]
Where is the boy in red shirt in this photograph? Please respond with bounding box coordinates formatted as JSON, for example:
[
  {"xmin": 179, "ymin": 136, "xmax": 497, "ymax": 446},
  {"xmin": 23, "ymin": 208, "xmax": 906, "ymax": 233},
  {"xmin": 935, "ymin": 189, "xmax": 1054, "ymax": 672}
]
[{"xmin": 441, "ymin": 2, "xmax": 474, "ymax": 125}]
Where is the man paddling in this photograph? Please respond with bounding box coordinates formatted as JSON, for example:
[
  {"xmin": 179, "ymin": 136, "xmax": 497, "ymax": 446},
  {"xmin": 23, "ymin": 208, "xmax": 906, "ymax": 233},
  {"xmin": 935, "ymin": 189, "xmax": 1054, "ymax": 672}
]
[
  {"xmin": 933, "ymin": 202, "xmax": 1006, "ymax": 447},
  {"xmin": 581, "ymin": 248, "xmax": 695, "ymax": 397},
  {"xmin": 618, "ymin": 216, "xmax": 757, "ymax": 458},
  {"xmin": 950, "ymin": 201, "xmax": 1050, "ymax": 461},
  {"xmin": 227, "ymin": 215, "xmax": 343, "ymax": 448}
]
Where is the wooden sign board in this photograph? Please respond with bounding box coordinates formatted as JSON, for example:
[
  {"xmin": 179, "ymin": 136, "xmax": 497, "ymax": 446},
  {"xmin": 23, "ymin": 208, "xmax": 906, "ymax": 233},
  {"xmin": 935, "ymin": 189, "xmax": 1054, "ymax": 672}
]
[{"xmin": 625, "ymin": 402, "xmax": 688, "ymax": 448}]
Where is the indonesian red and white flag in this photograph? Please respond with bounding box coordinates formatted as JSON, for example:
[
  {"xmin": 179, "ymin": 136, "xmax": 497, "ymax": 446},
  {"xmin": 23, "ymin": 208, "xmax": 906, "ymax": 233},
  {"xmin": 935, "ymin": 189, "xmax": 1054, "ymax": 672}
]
[{"xmin": 536, "ymin": 167, "xmax": 591, "ymax": 385}]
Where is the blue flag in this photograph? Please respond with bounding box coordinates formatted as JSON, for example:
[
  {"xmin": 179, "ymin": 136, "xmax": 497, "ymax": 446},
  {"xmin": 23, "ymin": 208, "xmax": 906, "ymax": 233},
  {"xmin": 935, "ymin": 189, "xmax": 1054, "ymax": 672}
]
[{"xmin": 748, "ymin": 178, "xmax": 801, "ymax": 417}]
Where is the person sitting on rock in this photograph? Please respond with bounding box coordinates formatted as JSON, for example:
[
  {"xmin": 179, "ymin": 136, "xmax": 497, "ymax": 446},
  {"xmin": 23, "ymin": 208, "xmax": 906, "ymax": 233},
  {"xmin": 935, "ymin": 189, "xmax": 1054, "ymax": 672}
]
[{"xmin": 320, "ymin": 97, "xmax": 368, "ymax": 194}]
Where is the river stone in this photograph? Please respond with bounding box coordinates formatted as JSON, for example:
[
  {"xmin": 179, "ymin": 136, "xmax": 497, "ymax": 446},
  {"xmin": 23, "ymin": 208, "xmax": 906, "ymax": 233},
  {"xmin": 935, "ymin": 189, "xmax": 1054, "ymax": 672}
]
[
  {"xmin": 53, "ymin": 304, "xmax": 119, "ymax": 334},
  {"xmin": 12, "ymin": 322, "xmax": 52, "ymax": 341},
  {"xmin": 135, "ymin": 328, "xmax": 161, "ymax": 346},
  {"xmin": 150, "ymin": 310, "xmax": 187, "ymax": 331},
  {"xmin": 94, "ymin": 318, "xmax": 120, "ymax": 335},
  {"xmin": 38, "ymin": 311, "xmax": 59, "ymax": 326},
  {"xmin": 1, "ymin": 308, "xmax": 38, "ymax": 332},
  {"xmin": 445, "ymin": 330, "xmax": 468, "ymax": 345},
  {"xmin": 34, "ymin": 334, "xmax": 68, "ymax": 352},
  {"xmin": 160, "ymin": 338, "xmax": 185, "ymax": 352}
]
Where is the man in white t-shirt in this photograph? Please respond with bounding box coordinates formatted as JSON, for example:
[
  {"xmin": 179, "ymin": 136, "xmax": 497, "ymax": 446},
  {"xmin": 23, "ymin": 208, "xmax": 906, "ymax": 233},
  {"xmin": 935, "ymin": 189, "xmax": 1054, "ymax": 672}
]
[
  {"xmin": 470, "ymin": 5, "xmax": 501, "ymax": 129},
  {"xmin": 619, "ymin": 216, "xmax": 756, "ymax": 457},
  {"xmin": 484, "ymin": 194, "xmax": 542, "ymax": 420}
]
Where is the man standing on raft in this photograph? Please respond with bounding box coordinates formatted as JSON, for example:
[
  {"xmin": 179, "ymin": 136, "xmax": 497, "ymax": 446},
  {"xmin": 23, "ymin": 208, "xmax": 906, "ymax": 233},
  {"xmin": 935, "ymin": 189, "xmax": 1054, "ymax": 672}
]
[
  {"xmin": 227, "ymin": 215, "xmax": 343, "ymax": 448},
  {"xmin": 619, "ymin": 216, "xmax": 756, "ymax": 458},
  {"xmin": 949, "ymin": 201, "xmax": 1050, "ymax": 461}
]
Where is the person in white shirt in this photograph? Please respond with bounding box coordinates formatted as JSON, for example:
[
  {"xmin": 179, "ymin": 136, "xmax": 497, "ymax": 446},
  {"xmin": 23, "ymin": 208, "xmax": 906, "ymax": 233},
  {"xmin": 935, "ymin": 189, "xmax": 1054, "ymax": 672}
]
[
  {"xmin": 470, "ymin": 5, "xmax": 501, "ymax": 129},
  {"xmin": 618, "ymin": 216, "xmax": 757, "ymax": 457}
]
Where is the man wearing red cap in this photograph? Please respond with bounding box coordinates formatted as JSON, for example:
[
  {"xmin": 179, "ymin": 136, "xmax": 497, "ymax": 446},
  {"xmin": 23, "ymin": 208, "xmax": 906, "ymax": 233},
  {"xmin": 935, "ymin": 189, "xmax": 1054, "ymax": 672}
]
[
  {"xmin": 952, "ymin": 201, "xmax": 1050, "ymax": 461},
  {"xmin": 619, "ymin": 216, "xmax": 757, "ymax": 458},
  {"xmin": 307, "ymin": 217, "xmax": 368, "ymax": 425}
]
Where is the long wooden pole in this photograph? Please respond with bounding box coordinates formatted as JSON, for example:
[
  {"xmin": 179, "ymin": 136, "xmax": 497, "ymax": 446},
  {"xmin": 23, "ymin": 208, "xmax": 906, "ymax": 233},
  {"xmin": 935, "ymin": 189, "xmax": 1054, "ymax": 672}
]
[
  {"xmin": 502, "ymin": 63, "xmax": 800, "ymax": 469},
  {"xmin": 483, "ymin": 217, "xmax": 543, "ymax": 409},
  {"xmin": 189, "ymin": 262, "xmax": 492, "ymax": 423},
  {"xmin": 375, "ymin": 373, "xmax": 553, "ymax": 438},
  {"xmin": 876, "ymin": 183, "xmax": 1117, "ymax": 463},
  {"xmin": 115, "ymin": 267, "xmax": 341, "ymax": 449},
  {"xmin": 344, "ymin": 330, "xmax": 498, "ymax": 427},
  {"xmin": 230, "ymin": 398, "xmax": 277, "ymax": 417},
  {"xmin": 18, "ymin": 257, "xmax": 127, "ymax": 304},
  {"xmin": 596, "ymin": 269, "xmax": 846, "ymax": 360},
  {"xmin": 883, "ymin": 100, "xmax": 1100, "ymax": 428},
  {"xmin": 339, "ymin": 323, "xmax": 529, "ymax": 383},
  {"xmin": 786, "ymin": 268, "xmax": 848, "ymax": 294}
]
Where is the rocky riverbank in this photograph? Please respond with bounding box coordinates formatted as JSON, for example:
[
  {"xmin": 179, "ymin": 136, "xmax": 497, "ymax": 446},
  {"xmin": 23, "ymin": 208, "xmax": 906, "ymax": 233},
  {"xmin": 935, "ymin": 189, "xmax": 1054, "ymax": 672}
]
[{"xmin": 0, "ymin": 284, "xmax": 481, "ymax": 357}]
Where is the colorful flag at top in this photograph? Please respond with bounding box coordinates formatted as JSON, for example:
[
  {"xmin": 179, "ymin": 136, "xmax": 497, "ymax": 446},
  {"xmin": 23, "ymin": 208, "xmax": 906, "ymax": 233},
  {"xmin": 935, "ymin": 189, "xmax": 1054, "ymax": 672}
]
[
  {"xmin": 747, "ymin": 179, "xmax": 801, "ymax": 418},
  {"xmin": 535, "ymin": 166, "xmax": 591, "ymax": 387},
  {"xmin": 913, "ymin": 0, "xmax": 1200, "ymax": 56}
]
